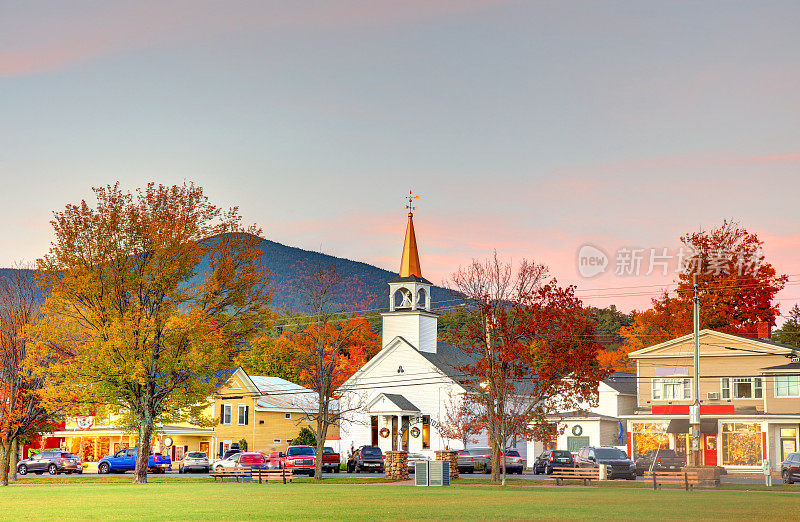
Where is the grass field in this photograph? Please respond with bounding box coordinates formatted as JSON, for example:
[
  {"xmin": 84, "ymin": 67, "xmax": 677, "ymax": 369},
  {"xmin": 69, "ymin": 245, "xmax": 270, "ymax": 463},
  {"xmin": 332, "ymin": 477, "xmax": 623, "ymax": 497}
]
[{"xmin": 3, "ymin": 481, "xmax": 799, "ymax": 520}]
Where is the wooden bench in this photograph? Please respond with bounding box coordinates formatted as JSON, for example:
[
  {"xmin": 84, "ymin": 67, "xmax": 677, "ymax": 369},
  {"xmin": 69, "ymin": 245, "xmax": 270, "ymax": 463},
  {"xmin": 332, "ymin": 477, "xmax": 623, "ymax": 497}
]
[
  {"xmin": 644, "ymin": 470, "xmax": 700, "ymax": 491},
  {"xmin": 551, "ymin": 468, "xmax": 600, "ymax": 486},
  {"xmin": 210, "ymin": 468, "xmax": 251, "ymax": 482},
  {"xmin": 211, "ymin": 468, "xmax": 294, "ymax": 484}
]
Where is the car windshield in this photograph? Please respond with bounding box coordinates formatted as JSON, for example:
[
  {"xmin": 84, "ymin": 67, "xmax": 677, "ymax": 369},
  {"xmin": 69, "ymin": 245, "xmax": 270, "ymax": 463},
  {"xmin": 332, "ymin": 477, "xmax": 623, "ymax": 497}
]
[
  {"xmin": 553, "ymin": 451, "xmax": 572, "ymax": 458},
  {"xmin": 361, "ymin": 447, "xmax": 382, "ymax": 457},
  {"xmin": 323, "ymin": 447, "xmax": 334, "ymax": 454},
  {"xmin": 505, "ymin": 450, "xmax": 520, "ymax": 457},
  {"xmin": 60, "ymin": 453, "xmax": 77, "ymax": 459},
  {"xmin": 470, "ymin": 449, "xmax": 491, "ymax": 456},
  {"xmin": 595, "ymin": 448, "xmax": 628, "ymax": 460},
  {"xmin": 186, "ymin": 452, "xmax": 206, "ymax": 459},
  {"xmin": 287, "ymin": 447, "xmax": 315, "ymax": 456}
]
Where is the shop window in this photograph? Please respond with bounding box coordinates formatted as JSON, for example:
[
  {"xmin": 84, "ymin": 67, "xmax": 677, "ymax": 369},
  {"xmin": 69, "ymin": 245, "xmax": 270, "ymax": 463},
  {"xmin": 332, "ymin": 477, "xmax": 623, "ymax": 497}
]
[
  {"xmin": 721, "ymin": 423, "xmax": 762, "ymax": 466},
  {"xmin": 422, "ymin": 415, "xmax": 431, "ymax": 449},
  {"xmin": 652, "ymin": 378, "xmax": 691, "ymax": 400},
  {"xmin": 780, "ymin": 428, "xmax": 797, "ymax": 438},
  {"xmin": 631, "ymin": 422, "xmax": 669, "ymax": 457},
  {"xmin": 775, "ymin": 376, "xmax": 800, "ymax": 397}
]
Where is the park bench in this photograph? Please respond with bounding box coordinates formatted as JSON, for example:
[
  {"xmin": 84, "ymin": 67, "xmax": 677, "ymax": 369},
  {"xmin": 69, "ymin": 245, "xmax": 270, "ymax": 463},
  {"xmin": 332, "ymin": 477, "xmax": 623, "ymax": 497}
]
[
  {"xmin": 551, "ymin": 468, "xmax": 600, "ymax": 486},
  {"xmin": 210, "ymin": 468, "xmax": 252, "ymax": 482},
  {"xmin": 211, "ymin": 467, "xmax": 294, "ymax": 484},
  {"xmin": 643, "ymin": 470, "xmax": 700, "ymax": 491}
]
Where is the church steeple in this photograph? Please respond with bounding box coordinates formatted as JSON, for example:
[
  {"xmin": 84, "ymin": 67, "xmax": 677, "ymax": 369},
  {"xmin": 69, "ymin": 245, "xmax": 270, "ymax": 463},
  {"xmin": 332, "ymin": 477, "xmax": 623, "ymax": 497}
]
[
  {"xmin": 383, "ymin": 192, "xmax": 437, "ymax": 353},
  {"xmin": 399, "ymin": 211, "xmax": 422, "ymax": 279}
]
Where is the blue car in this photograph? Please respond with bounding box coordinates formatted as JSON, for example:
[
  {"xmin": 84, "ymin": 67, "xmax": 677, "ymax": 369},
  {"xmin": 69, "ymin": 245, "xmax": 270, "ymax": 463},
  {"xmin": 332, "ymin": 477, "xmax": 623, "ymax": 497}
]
[{"xmin": 97, "ymin": 447, "xmax": 171, "ymax": 474}]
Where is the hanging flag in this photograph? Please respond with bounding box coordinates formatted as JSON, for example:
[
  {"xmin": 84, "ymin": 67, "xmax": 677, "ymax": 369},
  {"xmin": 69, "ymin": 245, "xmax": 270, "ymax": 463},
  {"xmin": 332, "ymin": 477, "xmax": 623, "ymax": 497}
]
[{"xmin": 617, "ymin": 422, "xmax": 625, "ymax": 445}]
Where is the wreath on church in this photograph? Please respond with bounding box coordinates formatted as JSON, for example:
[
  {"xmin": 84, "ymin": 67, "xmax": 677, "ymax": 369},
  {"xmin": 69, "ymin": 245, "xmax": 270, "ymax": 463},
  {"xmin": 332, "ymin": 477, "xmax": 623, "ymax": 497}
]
[
  {"xmin": 410, "ymin": 427, "xmax": 420, "ymax": 438},
  {"xmin": 379, "ymin": 428, "xmax": 390, "ymax": 438}
]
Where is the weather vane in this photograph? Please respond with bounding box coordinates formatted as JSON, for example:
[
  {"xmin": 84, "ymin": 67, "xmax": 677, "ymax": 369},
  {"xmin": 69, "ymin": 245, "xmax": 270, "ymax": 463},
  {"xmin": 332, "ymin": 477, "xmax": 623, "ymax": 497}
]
[{"xmin": 405, "ymin": 190, "xmax": 419, "ymax": 213}]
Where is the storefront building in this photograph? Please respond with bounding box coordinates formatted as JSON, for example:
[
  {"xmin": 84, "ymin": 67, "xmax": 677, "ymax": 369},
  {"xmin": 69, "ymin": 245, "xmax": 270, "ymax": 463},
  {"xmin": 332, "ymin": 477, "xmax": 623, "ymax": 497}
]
[{"xmin": 625, "ymin": 329, "xmax": 800, "ymax": 471}]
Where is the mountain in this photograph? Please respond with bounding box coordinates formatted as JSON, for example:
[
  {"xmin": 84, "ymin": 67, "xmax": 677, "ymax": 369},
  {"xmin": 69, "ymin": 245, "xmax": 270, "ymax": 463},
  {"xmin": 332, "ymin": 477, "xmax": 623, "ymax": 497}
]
[{"xmin": 0, "ymin": 238, "xmax": 453, "ymax": 313}]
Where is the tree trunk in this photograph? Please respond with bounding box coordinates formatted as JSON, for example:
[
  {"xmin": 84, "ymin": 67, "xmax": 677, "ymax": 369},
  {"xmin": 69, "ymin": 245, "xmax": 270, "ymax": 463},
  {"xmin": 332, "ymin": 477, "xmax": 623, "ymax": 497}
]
[
  {"xmin": 314, "ymin": 396, "xmax": 327, "ymax": 480},
  {"xmin": 0, "ymin": 441, "xmax": 9, "ymax": 487},
  {"xmin": 133, "ymin": 415, "xmax": 154, "ymax": 484},
  {"xmin": 9, "ymin": 438, "xmax": 18, "ymax": 483}
]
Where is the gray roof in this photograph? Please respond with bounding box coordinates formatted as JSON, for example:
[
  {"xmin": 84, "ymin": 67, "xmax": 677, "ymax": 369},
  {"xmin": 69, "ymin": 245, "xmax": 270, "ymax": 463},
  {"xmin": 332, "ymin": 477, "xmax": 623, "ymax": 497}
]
[
  {"xmin": 761, "ymin": 361, "xmax": 800, "ymax": 371},
  {"xmin": 547, "ymin": 411, "xmax": 621, "ymax": 422},
  {"xmin": 603, "ymin": 372, "xmax": 637, "ymax": 395},
  {"xmin": 381, "ymin": 394, "xmax": 420, "ymax": 412}
]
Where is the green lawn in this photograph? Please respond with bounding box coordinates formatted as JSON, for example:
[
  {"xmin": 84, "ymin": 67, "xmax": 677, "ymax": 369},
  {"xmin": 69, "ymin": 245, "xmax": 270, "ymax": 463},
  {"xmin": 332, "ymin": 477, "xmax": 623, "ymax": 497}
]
[{"xmin": 2, "ymin": 482, "xmax": 799, "ymax": 520}]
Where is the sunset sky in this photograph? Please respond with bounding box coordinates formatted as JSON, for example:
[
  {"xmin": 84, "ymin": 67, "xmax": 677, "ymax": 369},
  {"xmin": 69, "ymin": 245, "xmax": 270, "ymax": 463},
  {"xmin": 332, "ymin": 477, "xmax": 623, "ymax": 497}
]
[{"xmin": 2, "ymin": 1, "xmax": 799, "ymax": 315}]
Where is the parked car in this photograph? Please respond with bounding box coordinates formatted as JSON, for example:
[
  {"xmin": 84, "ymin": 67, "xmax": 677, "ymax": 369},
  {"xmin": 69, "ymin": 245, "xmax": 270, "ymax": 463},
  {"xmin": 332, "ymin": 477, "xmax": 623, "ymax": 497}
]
[
  {"xmin": 346, "ymin": 446, "xmax": 384, "ymax": 473},
  {"xmin": 781, "ymin": 452, "xmax": 800, "ymax": 484},
  {"xmin": 282, "ymin": 445, "xmax": 317, "ymax": 476},
  {"xmin": 237, "ymin": 452, "xmax": 268, "ymax": 471},
  {"xmin": 266, "ymin": 451, "xmax": 283, "ymax": 470},
  {"xmin": 574, "ymin": 446, "xmax": 636, "ymax": 480},
  {"xmin": 178, "ymin": 451, "xmax": 210, "ymax": 473},
  {"xmin": 97, "ymin": 448, "xmax": 171, "ymax": 474},
  {"xmin": 408, "ymin": 453, "xmax": 430, "ymax": 473},
  {"xmin": 492, "ymin": 450, "xmax": 524, "ymax": 475},
  {"xmin": 456, "ymin": 450, "xmax": 474, "ymax": 474},
  {"xmin": 532, "ymin": 449, "xmax": 574, "ymax": 475},
  {"xmin": 634, "ymin": 448, "xmax": 686, "ymax": 475},
  {"xmin": 468, "ymin": 448, "xmax": 492, "ymax": 473},
  {"xmin": 212, "ymin": 452, "xmax": 241, "ymax": 471},
  {"xmin": 322, "ymin": 447, "xmax": 341, "ymax": 473},
  {"xmin": 222, "ymin": 449, "xmax": 241, "ymax": 460},
  {"xmin": 17, "ymin": 451, "xmax": 82, "ymax": 476}
]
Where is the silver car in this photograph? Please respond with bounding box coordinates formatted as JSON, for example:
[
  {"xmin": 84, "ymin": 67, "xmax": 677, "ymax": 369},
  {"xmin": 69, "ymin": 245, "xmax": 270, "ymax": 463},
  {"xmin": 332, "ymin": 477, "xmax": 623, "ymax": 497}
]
[{"xmin": 179, "ymin": 451, "xmax": 210, "ymax": 473}]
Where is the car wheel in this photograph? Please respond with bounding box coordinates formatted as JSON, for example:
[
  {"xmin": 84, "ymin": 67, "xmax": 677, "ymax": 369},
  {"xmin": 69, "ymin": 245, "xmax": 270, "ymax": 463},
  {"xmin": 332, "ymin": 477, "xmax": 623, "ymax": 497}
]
[
  {"xmin": 545, "ymin": 466, "xmax": 552, "ymax": 475},
  {"xmin": 18, "ymin": 465, "xmax": 27, "ymax": 475},
  {"xmin": 335, "ymin": 466, "xmax": 340, "ymax": 473},
  {"xmin": 215, "ymin": 465, "xmax": 223, "ymax": 471},
  {"xmin": 784, "ymin": 471, "xmax": 793, "ymax": 484},
  {"xmin": 98, "ymin": 463, "xmax": 110, "ymax": 474},
  {"xmin": 48, "ymin": 464, "xmax": 58, "ymax": 475}
]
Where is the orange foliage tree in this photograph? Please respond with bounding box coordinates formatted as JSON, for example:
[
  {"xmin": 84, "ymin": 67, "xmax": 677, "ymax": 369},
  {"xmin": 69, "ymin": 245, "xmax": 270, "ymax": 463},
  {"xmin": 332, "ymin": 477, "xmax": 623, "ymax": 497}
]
[
  {"xmin": 279, "ymin": 263, "xmax": 379, "ymax": 480},
  {"xmin": 30, "ymin": 182, "xmax": 272, "ymax": 484},
  {"xmin": 602, "ymin": 221, "xmax": 787, "ymax": 371},
  {"xmin": 445, "ymin": 253, "xmax": 607, "ymax": 484}
]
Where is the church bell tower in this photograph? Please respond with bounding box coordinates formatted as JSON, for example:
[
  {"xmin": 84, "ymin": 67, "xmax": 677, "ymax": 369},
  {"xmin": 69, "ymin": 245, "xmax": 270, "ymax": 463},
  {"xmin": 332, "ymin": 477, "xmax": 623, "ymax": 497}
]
[{"xmin": 381, "ymin": 192, "xmax": 438, "ymax": 353}]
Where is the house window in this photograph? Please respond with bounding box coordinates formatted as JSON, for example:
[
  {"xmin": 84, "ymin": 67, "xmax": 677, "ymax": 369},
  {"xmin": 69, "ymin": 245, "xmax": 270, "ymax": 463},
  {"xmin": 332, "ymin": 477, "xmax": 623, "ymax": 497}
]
[
  {"xmin": 222, "ymin": 404, "xmax": 232, "ymax": 425},
  {"xmin": 273, "ymin": 439, "xmax": 281, "ymax": 443},
  {"xmin": 237, "ymin": 404, "xmax": 247, "ymax": 425},
  {"xmin": 652, "ymin": 378, "xmax": 691, "ymax": 400},
  {"xmin": 285, "ymin": 413, "xmax": 291, "ymax": 420},
  {"xmin": 775, "ymin": 375, "xmax": 800, "ymax": 397},
  {"xmin": 724, "ymin": 377, "xmax": 763, "ymax": 399}
]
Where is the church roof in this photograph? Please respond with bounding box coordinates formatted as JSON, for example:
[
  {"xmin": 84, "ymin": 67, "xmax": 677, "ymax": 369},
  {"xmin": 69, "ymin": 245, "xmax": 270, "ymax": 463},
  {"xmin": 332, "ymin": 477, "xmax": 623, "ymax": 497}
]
[
  {"xmin": 380, "ymin": 394, "xmax": 421, "ymax": 412},
  {"xmin": 398, "ymin": 212, "xmax": 423, "ymax": 279}
]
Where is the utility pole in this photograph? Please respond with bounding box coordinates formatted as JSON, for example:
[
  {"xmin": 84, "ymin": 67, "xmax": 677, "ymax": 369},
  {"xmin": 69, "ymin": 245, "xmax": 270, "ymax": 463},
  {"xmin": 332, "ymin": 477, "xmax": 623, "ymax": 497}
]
[{"xmin": 690, "ymin": 273, "xmax": 701, "ymax": 466}]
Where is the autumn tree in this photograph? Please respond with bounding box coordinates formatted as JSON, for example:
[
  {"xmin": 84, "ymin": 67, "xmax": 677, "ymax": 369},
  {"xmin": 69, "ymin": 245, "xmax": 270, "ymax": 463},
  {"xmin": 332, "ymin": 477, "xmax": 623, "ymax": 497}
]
[
  {"xmin": 0, "ymin": 266, "xmax": 72, "ymax": 486},
  {"xmin": 31, "ymin": 182, "xmax": 271, "ymax": 484},
  {"xmin": 281, "ymin": 263, "xmax": 378, "ymax": 480},
  {"xmin": 441, "ymin": 392, "xmax": 483, "ymax": 450},
  {"xmin": 603, "ymin": 222, "xmax": 788, "ymax": 371},
  {"xmin": 446, "ymin": 253, "xmax": 606, "ymax": 484}
]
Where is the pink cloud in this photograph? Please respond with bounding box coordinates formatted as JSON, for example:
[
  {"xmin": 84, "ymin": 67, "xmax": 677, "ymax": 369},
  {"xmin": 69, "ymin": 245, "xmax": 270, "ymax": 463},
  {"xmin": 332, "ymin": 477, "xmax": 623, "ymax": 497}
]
[{"xmin": 1, "ymin": 0, "xmax": 514, "ymax": 77}]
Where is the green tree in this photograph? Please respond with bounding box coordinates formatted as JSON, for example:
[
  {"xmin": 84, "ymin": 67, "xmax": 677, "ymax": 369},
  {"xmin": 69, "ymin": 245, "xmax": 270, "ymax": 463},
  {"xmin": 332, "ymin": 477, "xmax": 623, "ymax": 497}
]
[
  {"xmin": 773, "ymin": 305, "xmax": 800, "ymax": 348},
  {"xmin": 291, "ymin": 427, "xmax": 317, "ymax": 447},
  {"xmin": 31, "ymin": 182, "xmax": 272, "ymax": 484}
]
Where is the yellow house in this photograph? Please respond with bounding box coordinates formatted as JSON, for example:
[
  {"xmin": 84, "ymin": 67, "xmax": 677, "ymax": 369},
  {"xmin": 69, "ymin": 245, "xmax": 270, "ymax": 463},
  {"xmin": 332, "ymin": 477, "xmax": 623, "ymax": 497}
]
[{"xmin": 211, "ymin": 368, "xmax": 340, "ymax": 459}]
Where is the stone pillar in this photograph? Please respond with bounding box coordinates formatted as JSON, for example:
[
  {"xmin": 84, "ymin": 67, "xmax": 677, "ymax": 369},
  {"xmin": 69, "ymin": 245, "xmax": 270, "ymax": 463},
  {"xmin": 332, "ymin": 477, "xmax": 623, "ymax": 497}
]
[
  {"xmin": 384, "ymin": 451, "xmax": 409, "ymax": 481},
  {"xmin": 434, "ymin": 450, "xmax": 459, "ymax": 480}
]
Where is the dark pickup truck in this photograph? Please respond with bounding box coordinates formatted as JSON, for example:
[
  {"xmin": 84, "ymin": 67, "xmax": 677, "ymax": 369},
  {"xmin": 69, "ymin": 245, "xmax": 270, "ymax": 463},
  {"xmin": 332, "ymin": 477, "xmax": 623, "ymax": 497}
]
[{"xmin": 635, "ymin": 448, "xmax": 686, "ymax": 475}]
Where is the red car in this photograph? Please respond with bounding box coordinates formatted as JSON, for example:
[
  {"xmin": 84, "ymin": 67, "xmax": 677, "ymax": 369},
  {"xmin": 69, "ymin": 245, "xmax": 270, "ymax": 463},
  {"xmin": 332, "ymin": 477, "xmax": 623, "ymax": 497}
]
[
  {"xmin": 282, "ymin": 445, "xmax": 317, "ymax": 476},
  {"xmin": 238, "ymin": 452, "xmax": 267, "ymax": 470}
]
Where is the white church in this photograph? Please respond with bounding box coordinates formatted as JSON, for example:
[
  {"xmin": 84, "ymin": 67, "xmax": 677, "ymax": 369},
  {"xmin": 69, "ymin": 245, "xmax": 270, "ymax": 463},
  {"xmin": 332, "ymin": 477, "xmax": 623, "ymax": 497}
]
[{"xmin": 337, "ymin": 208, "xmax": 529, "ymax": 460}]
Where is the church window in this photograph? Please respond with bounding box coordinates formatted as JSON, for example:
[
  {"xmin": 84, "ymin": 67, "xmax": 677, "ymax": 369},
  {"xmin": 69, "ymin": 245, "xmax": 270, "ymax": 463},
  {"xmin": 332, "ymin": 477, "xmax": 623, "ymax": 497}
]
[{"xmin": 422, "ymin": 415, "xmax": 431, "ymax": 449}]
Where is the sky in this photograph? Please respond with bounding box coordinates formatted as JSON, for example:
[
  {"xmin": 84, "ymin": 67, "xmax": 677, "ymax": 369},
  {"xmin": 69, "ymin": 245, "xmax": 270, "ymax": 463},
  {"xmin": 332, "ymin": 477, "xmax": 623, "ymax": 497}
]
[{"xmin": 1, "ymin": 0, "xmax": 799, "ymax": 316}]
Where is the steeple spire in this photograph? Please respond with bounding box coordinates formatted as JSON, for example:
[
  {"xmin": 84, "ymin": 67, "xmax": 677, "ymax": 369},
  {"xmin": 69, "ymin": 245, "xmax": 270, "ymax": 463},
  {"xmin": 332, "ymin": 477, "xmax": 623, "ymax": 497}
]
[{"xmin": 399, "ymin": 191, "xmax": 422, "ymax": 278}]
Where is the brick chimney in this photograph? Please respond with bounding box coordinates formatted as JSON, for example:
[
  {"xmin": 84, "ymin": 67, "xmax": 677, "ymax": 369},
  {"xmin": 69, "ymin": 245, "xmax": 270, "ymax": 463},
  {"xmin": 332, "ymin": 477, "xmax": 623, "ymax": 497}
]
[{"xmin": 757, "ymin": 322, "xmax": 772, "ymax": 340}]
